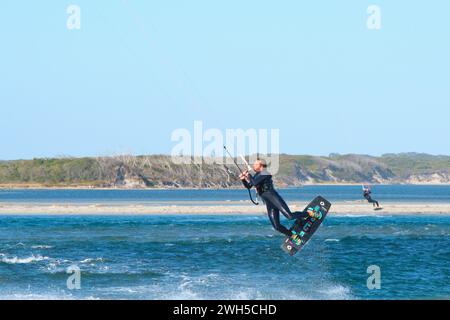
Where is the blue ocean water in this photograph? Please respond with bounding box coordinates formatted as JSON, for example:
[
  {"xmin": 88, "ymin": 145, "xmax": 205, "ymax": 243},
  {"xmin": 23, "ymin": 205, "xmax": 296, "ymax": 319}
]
[
  {"xmin": 0, "ymin": 214, "xmax": 449, "ymax": 300},
  {"xmin": 1, "ymin": 185, "xmax": 450, "ymax": 203},
  {"xmin": 0, "ymin": 187, "xmax": 449, "ymax": 300}
]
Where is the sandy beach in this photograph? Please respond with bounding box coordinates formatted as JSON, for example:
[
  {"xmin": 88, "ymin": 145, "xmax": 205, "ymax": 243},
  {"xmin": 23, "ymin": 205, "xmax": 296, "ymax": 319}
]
[{"xmin": 0, "ymin": 201, "xmax": 449, "ymax": 215}]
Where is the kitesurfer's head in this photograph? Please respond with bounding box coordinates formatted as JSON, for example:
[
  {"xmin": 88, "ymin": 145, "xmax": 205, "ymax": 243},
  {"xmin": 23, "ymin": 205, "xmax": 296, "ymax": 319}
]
[{"xmin": 253, "ymin": 159, "xmax": 267, "ymax": 172}]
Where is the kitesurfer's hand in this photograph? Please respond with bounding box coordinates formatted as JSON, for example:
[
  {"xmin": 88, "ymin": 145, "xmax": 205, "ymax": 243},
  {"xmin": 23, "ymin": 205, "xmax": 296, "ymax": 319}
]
[{"xmin": 239, "ymin": 170, "xmax": 249, "ymax": 180}]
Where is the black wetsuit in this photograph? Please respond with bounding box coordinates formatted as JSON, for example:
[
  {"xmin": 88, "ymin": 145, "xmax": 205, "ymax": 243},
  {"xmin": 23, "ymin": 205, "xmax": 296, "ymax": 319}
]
[
  {"xmin": 363, "ymin": 189, "xmax": 379, "ymax": 207},
  {"xmin": 242, "ymin": 170, "xmax": 308, "ymax": 237}
]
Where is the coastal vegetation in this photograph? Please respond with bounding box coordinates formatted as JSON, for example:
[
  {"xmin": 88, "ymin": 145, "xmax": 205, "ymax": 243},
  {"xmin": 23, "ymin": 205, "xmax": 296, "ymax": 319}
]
[{"xmin": 0, "ymin": 153, "xmax": 449, "ymax": 188}]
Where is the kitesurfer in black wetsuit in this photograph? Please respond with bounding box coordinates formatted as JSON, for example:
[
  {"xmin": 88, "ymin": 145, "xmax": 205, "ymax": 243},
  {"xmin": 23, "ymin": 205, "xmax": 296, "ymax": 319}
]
[
  {"xmin": 363, "ymin": 185, "xmax": 380, "ymax": 208},
  {"xmin": 239, "ymin": 159, "xmax": 319, "ymax": 237}
]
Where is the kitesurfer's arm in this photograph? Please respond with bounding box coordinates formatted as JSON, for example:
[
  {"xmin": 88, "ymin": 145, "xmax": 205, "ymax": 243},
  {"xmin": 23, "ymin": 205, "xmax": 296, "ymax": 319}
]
[
  {"xmin": 243, "ymin": 171, "xmax": 270, "ymax": 189},
  {"xmin": 247, "ymin": 173, "xmax": 266, "ymax": 187},
  {"xmin": 240, "ymin": 170, "xmax": 269, "ymax": 189},
  {"xmin": 241, "ymin": 178, "xmax": 252, "ymax": 189},
  {"xmin": 239, "ymin": 171, "xmax": 252, "ymax": 189}
]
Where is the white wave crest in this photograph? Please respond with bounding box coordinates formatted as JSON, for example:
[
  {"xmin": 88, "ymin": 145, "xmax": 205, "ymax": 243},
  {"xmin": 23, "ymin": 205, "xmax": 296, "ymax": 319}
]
[
  {"xmin": 1, "ymin": 254, "xmax": 49, "ymax": 264},
  {"xmin": 80, "ymin": 257, "xmax": 105, "ymax": 264},
  {"xmin": 318, "ymin": 284, "xmax": 353, "ymax": 300},
  {"xmin": 31, "ymin": 245, "xmax": 53, "ymax": 249}
]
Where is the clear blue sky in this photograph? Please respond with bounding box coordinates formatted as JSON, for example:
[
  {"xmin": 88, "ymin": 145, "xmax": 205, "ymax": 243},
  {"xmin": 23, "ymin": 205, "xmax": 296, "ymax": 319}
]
[{"xmin": 1, "ymin": 1, "xmax": 449, "ymax": 160}]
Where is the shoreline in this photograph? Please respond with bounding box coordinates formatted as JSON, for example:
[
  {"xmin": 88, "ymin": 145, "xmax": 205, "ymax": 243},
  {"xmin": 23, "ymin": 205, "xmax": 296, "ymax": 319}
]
[
  {"xmin": 0, "ymin": 201, "xmax": 449, "ymax": 216},
  {"xmin": 2, "ymin": 183, "xmax": 450, "ymax": 190}
]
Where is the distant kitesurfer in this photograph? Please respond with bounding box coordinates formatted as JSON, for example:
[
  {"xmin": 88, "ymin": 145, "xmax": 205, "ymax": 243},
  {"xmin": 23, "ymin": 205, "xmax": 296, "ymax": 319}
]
[
  {"xmin": 239, "ymin": 159, "xmax": 319, "ymax": 238},
  {"xmin": 362, "ymin": 185, "xmax": 381, "ymax": 208}
]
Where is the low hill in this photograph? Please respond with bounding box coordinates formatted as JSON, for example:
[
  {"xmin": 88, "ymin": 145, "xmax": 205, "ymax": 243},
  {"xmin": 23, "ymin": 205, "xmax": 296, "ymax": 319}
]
[{"xmin": 0, "ymin": 153, "xmax": 449, "ymax": 188}]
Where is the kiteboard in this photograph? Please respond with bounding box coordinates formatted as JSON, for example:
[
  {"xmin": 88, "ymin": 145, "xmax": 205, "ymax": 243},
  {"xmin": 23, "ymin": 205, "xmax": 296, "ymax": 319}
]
[{"xmin": 281, "ymin": 196, "xmax": 331, "ymax": 256}]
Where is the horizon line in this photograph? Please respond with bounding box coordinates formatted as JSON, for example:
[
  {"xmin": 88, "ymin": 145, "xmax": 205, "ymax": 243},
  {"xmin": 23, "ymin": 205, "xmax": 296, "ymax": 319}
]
[{"xmin": 1, "ymin": 151, "xmax": 450, "ymax": 162}]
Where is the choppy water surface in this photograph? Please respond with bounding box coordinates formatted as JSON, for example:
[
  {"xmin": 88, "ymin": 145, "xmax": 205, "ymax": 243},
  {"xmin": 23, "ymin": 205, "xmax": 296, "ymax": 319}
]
[{"xmin": 0, "ymin": 214, "xmax": 448, "ymax": 300}]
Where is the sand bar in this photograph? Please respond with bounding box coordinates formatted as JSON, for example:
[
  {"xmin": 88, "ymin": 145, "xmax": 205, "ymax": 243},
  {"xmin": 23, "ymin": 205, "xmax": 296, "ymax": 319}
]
[{"xmin": 0, "ymin": 201, "xmax": 449, "ymax": 215}]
